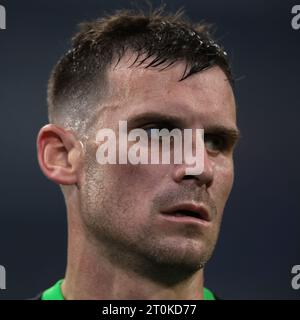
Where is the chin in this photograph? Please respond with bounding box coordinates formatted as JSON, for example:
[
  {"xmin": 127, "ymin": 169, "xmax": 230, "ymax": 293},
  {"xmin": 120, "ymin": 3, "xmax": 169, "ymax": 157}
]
[{"xmin": 143, "ymin": 239, "xmax": 215, "ymax": 275}]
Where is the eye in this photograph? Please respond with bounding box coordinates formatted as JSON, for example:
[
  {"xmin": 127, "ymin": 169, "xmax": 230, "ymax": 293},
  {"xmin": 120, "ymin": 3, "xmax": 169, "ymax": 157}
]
[{"xmin": 204, "ymin": 134, "xmax": 226, "ymax": 154}]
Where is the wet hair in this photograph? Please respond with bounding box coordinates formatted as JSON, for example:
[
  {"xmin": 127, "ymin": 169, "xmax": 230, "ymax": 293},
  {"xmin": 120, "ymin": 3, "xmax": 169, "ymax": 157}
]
[{"xmin": 47, "ymin": 8, "xmax": 233, "ymax": 136}]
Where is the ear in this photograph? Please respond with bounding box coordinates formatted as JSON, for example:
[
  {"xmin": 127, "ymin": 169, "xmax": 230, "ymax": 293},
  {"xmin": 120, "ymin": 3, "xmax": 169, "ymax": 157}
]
[{"xmin": 37, "ymin": 124, "xmax": 83, "ymax": 186}]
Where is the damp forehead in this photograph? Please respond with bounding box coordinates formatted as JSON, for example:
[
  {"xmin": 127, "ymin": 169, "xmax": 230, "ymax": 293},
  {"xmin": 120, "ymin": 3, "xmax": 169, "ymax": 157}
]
[
  {"xmin": 102, "ymin": 56, "xmax": 236, "ymax": 128},
  {"xmin": 105, "ymin": 51, "xmax": 188, "ymax": 103}
]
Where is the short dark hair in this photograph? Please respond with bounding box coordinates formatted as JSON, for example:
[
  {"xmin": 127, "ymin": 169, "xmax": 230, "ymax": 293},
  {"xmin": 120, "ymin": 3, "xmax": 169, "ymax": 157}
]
[{"xmin": 47, "ymin": 8, "xmax": 232, "ymax": 136}]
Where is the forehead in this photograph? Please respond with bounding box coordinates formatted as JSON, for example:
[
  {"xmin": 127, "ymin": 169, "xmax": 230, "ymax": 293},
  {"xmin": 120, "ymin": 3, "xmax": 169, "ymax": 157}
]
[{"xmin": 101, "ymin": 53, "xmax": 236, "ymax": 128}]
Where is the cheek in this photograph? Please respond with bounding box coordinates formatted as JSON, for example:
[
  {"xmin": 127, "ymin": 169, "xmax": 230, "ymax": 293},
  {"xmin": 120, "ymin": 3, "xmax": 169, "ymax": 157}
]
[
  {"xmin": 211, "ymin": 158, "xmax": 234, "ymax": 212},
  {"xmin": 96, "ymin": 164, "xmax": 168, "ymax": 235},
  {"xmin": 101, "ymin": 163, "xmax": 168, "ymax": 210}
]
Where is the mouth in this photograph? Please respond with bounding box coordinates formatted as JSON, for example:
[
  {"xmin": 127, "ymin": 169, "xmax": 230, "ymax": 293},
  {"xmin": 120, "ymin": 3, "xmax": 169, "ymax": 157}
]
[{"xmin": 161, "ymin": 203, "xmax": 211, "ymax": 224}]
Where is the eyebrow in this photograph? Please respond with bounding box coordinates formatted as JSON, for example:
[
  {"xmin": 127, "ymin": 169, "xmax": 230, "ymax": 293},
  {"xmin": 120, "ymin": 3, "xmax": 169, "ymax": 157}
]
[
  {"xmin": 127, "ymin": 111, "xmax": 185, "ymax": 129},
  {"xmin": 127, "ymin": 111, "xmax": 241, "ymax": 140},
  {"xmin": 205, "ymin": 125, "xmax": 241, "ymax": 144}
]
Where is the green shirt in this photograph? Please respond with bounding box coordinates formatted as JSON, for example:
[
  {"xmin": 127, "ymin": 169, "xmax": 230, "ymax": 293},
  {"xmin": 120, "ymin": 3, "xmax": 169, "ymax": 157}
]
[{"xmin": 41, "ymin": 279, "xmax": 216, "ymax": 300}]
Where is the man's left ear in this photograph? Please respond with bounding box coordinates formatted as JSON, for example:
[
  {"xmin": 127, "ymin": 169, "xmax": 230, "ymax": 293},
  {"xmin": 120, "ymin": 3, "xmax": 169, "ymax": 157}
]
[{"xmin": 36, "ymin": 124, "xmax": 83, "ymax": 186}]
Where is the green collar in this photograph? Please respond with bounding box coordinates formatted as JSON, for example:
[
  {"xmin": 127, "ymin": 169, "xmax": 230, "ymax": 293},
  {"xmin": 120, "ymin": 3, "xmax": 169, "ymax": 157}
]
[
  {"xmin": 41, "ymin": 279, "xmax": 64, "ymax": 300},
  {"xmin": 42, "ymin": 279, "xmax": 216, "ymax": 300}
]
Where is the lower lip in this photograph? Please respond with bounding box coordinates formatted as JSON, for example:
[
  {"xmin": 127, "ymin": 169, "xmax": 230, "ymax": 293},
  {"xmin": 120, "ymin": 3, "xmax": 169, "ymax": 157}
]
[{"xmin": 160, "ymin": 213, "xmax": 210, "ymax": 227}]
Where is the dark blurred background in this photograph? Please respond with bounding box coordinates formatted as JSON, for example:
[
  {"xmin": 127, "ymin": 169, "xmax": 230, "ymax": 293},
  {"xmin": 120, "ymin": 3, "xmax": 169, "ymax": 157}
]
[{"xmin": 0, "ymin": 0, "xmax": 299, "ymax": 300}]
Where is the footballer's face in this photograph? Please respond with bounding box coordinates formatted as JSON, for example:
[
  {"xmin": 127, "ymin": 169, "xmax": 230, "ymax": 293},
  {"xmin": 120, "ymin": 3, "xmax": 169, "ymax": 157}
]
[{"xmin": 80, "ymin": 56, "xmax": 238, "ymax": 276}]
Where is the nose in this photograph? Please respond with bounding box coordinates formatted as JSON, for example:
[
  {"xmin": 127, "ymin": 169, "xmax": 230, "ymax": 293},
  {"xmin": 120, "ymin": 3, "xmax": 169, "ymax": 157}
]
[{"xmin": 172, "ymin": 147, "xmax": 214, "ymax": 187}]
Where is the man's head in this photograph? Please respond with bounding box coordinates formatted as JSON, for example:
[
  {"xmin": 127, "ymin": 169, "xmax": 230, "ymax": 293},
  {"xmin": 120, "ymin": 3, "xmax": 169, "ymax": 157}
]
[{"xmin": 37, "ymin": 9, "xmax": 239, "ymax": 282}]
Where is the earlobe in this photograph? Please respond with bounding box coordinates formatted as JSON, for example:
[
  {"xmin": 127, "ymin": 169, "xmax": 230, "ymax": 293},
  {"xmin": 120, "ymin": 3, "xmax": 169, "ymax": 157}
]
[{"xmin": 37, "ymin": 124, "xmax": 81, "ymax": 186}]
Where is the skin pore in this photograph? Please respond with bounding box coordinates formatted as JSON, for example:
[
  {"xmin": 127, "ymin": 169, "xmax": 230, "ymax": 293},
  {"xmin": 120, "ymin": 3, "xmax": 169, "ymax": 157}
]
[{"xmin": 37, "ymin": 53, "xmax": 239, "ymax": 300}]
